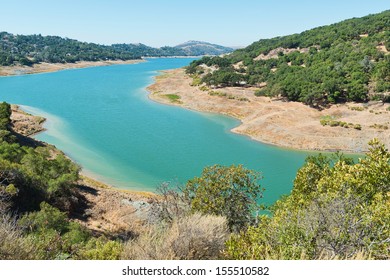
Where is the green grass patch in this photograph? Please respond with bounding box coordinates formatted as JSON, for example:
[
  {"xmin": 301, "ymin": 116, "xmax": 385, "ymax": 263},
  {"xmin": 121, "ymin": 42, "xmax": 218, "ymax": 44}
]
[
  {"xmin": 348, "ymin": 106, "xmax": 365, "ymax": 111},
  {"xmin": 164, "ymin": 94, "xmax": 181, "ymax": 103},
  {"xmin": 320, "ymin": 118, "xmax": 362, "ymax": 130}
]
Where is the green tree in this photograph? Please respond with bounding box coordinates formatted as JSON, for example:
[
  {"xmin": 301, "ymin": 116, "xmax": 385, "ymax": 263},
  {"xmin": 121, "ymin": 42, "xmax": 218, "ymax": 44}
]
[{"xmin": 184, "ymin": 164, "xmax": 263, "ymax": 231}]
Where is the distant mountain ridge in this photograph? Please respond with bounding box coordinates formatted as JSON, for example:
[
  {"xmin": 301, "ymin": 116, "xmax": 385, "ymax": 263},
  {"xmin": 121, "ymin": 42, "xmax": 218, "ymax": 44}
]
[
  {"xmin": 175, "ymin": 41, "xmax": 234, "ymax": 56},
  {"xmin": 111, "ymin": 40, "xmax": 233, "ymax": 57},
  {"xmin": 0, "ymin": 32, "xmax": 233, "ymax": 66}
]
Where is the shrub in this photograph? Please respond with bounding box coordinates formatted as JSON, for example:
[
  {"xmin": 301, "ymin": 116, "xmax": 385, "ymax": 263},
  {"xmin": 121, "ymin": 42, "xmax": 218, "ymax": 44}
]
[
  {"xmin": 190, "ymin": 76, "xmax": 202, "ymax": 86},
  {"xmin": 199, "ymin": 85, "xmax": 209, "ymax": 91},
  {"xmin": 0, "ymin": 213, "xmax": 36, "ymax": 259},
  {"xmin": 78, "ymin": 237, "xmax": 122, "ymax": 260},
  {"xmin": 184, "ymin": 164, "xmax": 264, "ymax": 232},
  {"xmin": 148, "ymin": 181, "xmax": 190, "ymax": 224}
]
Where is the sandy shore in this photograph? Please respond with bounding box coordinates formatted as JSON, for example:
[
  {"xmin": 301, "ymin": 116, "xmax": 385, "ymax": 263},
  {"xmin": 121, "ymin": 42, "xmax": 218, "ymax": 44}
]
[
  {"xmin": 148, "ymin": 68, "xmax": 390, "ymax": 152},
  {"xmin": 0, "ymin": 59, "xmax": 144, "ymax": 76},
  {"xmin": 10, "ymin": 105, "xmax": 46, "ymax": 136}
]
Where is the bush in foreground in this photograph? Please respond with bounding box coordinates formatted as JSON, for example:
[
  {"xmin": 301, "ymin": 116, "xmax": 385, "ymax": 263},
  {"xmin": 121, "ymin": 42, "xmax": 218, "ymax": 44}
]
[
  {"xmin": 225, "ymin": 139, "xmax": 390, "ymax": 260},
  {"xmin": 122, "ymin": 213, "xmax": 229, "ymax": 260}
]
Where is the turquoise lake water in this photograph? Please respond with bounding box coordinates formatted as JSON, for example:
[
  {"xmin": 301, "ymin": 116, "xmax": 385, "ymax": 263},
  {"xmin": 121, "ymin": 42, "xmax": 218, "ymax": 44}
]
[{"xmin": 0, "ymin": 58, "xmax": 317, "ymax": 205}]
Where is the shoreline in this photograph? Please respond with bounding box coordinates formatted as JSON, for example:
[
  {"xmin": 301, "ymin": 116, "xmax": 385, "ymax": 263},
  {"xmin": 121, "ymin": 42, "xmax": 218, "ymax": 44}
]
[
  {"xmin": 0, "ymin": 59, "xmax": 144, "ymax": 77},
  {"xmin": 10, "ymin": 106, "xmax": 156, "ymax": 235},
  {"xmin": 147, "ymin": 68, "xmax": 390, "ymax": 153}
]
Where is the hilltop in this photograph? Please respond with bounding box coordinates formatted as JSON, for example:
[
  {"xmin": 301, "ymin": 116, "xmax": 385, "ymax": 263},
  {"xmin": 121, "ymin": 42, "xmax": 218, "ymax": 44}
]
[
  {"xmin": 186, "ymin": 10, "xmax": 390, "ymax": 107},
  {"xmin": 111, "ymin": 40, "xmax": 233, "ymax": 57},
  {"xmin": 174, "ymin": 40, "xmax": 234, "ymax": 56}
]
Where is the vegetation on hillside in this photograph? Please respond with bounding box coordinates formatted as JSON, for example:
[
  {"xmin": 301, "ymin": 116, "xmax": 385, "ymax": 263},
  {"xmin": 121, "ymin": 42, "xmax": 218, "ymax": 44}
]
[
  {"xmin": 0, "ymin": 32, "xmax": 232, "ymax": 66},
  {"xmin": 225, "ymin": 141, "xmax": 390, "ymax": 259},
  {"xmin": 1, "ymin": 101, "xmax": 389, "ymax": 259},
  {"xmin": 175, "ymin": 41, "xmax": 234, "ymax": 56},
  {"xmin": 186, "ymin": 10, "xmax": 390, "ymax": 107},
  {"xmin": 0, "ymin": 32, "xmax": 140, "ymax": 65},
  {"xmin": 112, "ymin": 41, "xmax": 233, "ymax": 57}
]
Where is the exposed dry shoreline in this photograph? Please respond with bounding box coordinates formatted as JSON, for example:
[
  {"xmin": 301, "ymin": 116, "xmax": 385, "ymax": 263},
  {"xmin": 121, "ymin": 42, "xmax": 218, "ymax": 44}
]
[
  {"xmin": 148, "ymin": 68, "xmax": 390, "ymax": 152},
  {"xmin": 0, "ymin": 59, "xmax": 144, "ymax": 76}
]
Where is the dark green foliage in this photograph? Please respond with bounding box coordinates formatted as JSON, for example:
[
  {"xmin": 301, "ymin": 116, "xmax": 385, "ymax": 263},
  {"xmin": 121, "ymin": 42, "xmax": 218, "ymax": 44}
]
[
  {"xmin": 0, "ymin": 102, "xmax": 79, "ymax": 211},
  {"xmin": 188, "ymin": 10, "xmax": 390, "ymax": 107},
  {"xmin": 0, "ymin": 33, "xmax": 232, "ymax": 66},
  {"xmin": 18, "ymin": 202, "xmax": 121, "ymax": 260},
  {"xmin": 202, "ymin": 68, "xmax": 245, "ymax": 87},
  {"xmin": 111, "ymin": 43, "xmax": 186, "ymax": 57},
  {"xmin": 111, "ymin": 41, "xmax": 233, "ymax": 58},
  {"xmin": 0, "ymin": 102, "xmax": 13, "ymax": 142},
  {"xmin": 0, "ymin": 102, "xmax": 122, "ymax": 259},
  {"xmin": 184, "ymin": 164, "xmax": 263, "ymax": 232},
  {"xmin": 0, "ymin": 32, "xmax": 140, "ymax": 66}
]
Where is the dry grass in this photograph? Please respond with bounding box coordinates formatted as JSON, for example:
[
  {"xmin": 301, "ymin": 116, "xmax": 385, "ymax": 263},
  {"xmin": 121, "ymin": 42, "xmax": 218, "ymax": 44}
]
[
  {"xmin": 0, "ymin": 213, "xmax": 36, "ymax": 259},
  {"xmin": 122, "ymin": 213, "xmax": 229, "ymax": 260}
]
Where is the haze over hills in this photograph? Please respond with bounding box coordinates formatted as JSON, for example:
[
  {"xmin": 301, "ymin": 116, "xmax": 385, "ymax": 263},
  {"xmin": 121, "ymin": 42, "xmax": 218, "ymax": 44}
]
[{"xmin": 0, "ymin": 32, "xmax": 233, "ymax": 66}]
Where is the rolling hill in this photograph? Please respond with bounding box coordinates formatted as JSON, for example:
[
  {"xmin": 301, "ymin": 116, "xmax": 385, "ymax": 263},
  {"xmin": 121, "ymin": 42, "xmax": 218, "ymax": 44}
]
[{"xmin": 186, "ymin": 10, "xmax": 390, "ymax": 107}]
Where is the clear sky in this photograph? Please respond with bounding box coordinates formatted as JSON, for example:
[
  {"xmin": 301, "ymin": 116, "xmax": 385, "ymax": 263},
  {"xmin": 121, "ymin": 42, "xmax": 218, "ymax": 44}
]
[{"xmin": 0, "ymin": 0, "xmax": 388, "ymax": 47}]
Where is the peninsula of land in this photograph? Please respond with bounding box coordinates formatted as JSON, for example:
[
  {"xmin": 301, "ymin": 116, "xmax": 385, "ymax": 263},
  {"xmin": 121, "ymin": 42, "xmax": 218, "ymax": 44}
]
[{"xmin": 148, "ymin": 68, "xmax": 390, "ymax": 152}]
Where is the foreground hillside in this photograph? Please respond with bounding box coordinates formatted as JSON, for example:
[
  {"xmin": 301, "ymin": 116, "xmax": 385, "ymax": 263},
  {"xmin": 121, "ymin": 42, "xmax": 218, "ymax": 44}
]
[
  {"xmin": 0, "ymin": 101, "xmax": 389, "ymax": 259},
  {"xmin": 187, "ymin": 10, "xmax": 390, "ymax": 107}
]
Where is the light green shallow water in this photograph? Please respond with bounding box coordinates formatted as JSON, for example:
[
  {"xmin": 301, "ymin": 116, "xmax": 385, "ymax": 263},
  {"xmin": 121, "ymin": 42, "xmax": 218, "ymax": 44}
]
[{"xmin": 0, "ymin": 58, "xmax": 319, "ymax": 205}]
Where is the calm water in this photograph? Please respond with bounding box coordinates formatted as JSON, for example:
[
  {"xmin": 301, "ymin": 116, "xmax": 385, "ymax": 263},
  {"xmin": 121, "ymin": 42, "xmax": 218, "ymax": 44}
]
[{"xmin": 0, "ymin": 58, "xmax": 315, "ymax": 204}]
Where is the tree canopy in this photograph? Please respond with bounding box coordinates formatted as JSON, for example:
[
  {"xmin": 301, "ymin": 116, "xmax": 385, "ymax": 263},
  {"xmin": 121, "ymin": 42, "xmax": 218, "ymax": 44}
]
[{"xmin": 187, "ymin": 10, "xmax": 390, "ymax": 107}]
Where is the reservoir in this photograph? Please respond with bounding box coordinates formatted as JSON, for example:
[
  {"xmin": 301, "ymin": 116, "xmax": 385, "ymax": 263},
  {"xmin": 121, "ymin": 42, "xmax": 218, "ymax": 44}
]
[{"xmin": 1, "ymin": 58, "xmax": 315, "ymax": 205}]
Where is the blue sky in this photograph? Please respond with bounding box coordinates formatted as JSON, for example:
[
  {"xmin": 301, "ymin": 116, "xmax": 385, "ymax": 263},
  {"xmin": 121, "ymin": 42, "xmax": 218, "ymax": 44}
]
[{"xmin": 1, "ymin": 0, "xmax": 388, "ymax": 47}]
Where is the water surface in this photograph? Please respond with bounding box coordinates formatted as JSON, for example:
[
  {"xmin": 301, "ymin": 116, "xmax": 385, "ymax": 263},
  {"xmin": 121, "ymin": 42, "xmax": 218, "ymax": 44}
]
[{"xmin": 1, "ymin": 58, "xmax": 315, "ymax": 204}]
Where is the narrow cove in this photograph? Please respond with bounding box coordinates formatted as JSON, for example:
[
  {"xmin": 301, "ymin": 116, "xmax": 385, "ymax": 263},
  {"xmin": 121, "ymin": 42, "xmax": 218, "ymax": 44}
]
[{"xmin": 0, "ymin": 58, "xmax": 315, "ymax": 205}]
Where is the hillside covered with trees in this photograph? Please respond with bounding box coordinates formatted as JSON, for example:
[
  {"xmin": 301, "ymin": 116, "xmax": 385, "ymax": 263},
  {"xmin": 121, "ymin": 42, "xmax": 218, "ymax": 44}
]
[
  {"xmin": 0, "ymin": 101, "xmax": 389, "ymax": 260},
  {"xmin": 112, "ymin": 41, "xmax": 234, "ymax": 57},
  {"xmin": 186, "ymin": 10, "xmax": 390, "ymax": 107},
  {"xmin": 0, "ymin": 32, "xmax": 232, "ymax": 66}
]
